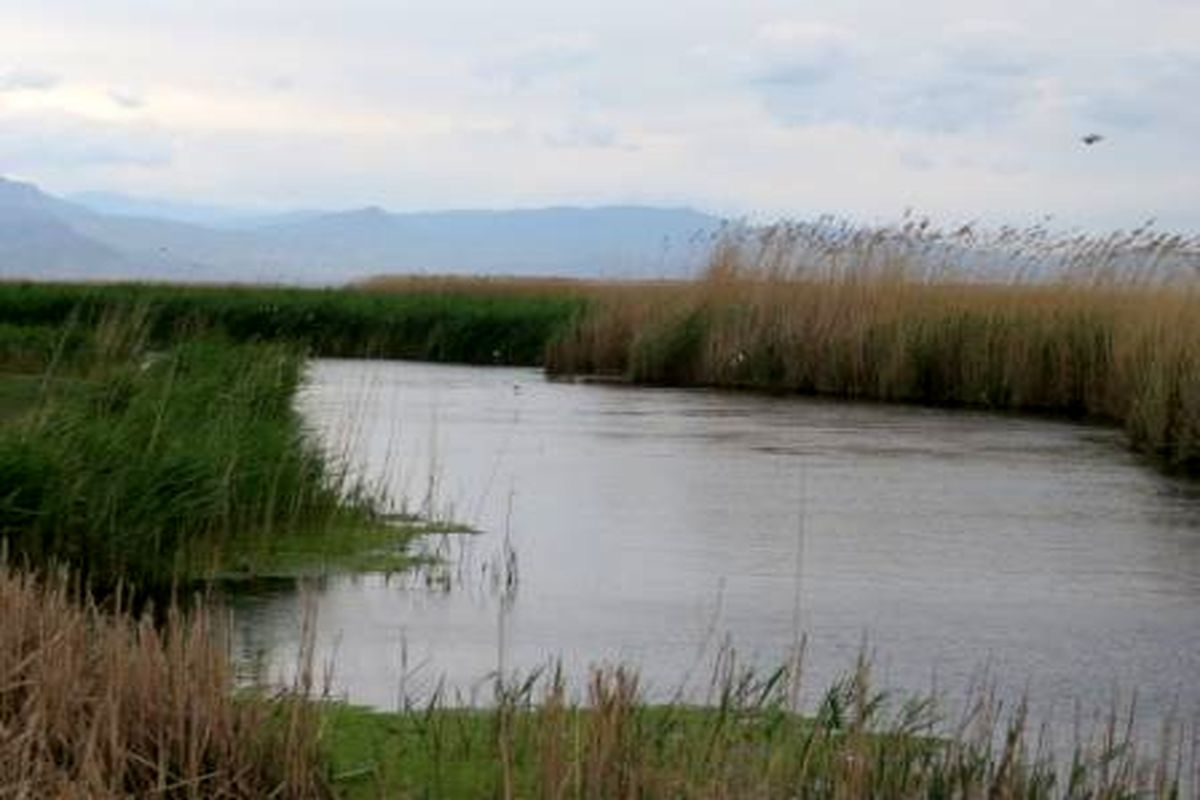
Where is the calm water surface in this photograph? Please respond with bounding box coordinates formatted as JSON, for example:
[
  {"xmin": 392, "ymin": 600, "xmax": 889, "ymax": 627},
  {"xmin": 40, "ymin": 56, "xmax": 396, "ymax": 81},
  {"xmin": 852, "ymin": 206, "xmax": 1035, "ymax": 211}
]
[{"xmin": 232, "ymin": 359, "xmax": 1200, "ymax": 735}]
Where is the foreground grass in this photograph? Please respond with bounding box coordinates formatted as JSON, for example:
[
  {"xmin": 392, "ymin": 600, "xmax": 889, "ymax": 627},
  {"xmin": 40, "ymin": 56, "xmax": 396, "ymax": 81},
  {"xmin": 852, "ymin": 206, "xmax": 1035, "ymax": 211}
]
[
  {"xmin": 0, "ymin": 373, "xmax": 43, "ymax": 421},
  {"xmin": 319, "ymin": 660, "xmax": 1191, "ymax": 799},
  {"xmin": 0, "ymin": 564, "xmax": 330, "ymax": 798},
  {"xmin": 6, "ymin": 562, "xmax": 1188, "ymax": 799}
]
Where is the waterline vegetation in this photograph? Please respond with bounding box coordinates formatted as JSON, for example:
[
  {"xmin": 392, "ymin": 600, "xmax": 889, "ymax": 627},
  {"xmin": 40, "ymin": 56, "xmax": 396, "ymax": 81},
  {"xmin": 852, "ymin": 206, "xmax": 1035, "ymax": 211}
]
[
  {"xmin": 0, "ymin": 308, "xmax": 397, "ymax": 593},
  {"xmin": 0, "ymin": 279, "xmax": 585, "ymax": 365},
  {"xmin": 2, "ymin": 565, "xmax": 1193, "ymax": 799},
  {"xmin": 322, "ymin": 653, "xmax": 1195, "ymax": 799},
  {"xmin": 7, "ymin": 218, "xmax": 1194, "ymax": 471},
  {"xmin": 544, "ymin": 221, "xmax": 1200, "ymax": 472}
]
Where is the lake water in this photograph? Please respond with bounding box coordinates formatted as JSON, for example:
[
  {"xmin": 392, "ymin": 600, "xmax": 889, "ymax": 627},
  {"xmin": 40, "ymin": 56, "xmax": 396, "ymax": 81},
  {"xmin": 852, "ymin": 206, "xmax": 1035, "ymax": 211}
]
[{"xmin": 231, "ymin": 359, "xmax": 1200, "ymax": 740}]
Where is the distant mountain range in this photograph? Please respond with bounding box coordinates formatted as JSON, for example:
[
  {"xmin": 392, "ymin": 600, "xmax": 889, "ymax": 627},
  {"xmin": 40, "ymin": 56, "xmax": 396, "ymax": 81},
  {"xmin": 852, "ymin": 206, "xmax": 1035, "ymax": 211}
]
[{"xmin": 0, "ymin": 177, "xmax": 723, "ymax": 284}]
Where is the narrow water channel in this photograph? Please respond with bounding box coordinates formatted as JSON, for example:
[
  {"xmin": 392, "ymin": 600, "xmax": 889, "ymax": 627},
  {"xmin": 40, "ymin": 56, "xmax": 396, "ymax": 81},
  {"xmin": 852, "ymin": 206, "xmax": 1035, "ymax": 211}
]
[{"xmin": 232, "ymin": 359, "xmax": 1200, "ymax": 738}]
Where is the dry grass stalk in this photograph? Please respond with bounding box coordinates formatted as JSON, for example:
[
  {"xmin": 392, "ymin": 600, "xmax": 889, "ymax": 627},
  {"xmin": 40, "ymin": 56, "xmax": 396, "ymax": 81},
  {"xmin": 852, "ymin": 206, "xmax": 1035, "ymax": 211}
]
[
  {"xmin": 347, "ymin": 654, "xmax": 1193, "ymax": 798},
  {"xmin": 544, "ymin": 222, "xmax": 1200, "ymax": 470},
  {"xmin": 0, "ymin": 562, "xmax": 330, "ymax": 798}
]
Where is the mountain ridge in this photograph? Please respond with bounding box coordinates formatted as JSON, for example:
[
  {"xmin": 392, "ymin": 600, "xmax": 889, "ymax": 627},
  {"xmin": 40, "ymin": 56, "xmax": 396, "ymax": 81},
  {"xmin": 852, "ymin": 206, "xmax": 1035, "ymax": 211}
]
[{"xmin": 0, "ymin": 177, "xmax": 722, "ymax": 284}]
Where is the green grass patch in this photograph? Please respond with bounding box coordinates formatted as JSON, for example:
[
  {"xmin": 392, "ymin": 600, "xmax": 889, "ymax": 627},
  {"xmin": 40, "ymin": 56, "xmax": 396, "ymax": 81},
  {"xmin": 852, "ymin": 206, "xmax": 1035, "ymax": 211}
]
[
  {"xmin": 0, "ymin": 280, "xmax": 586, "ymax": 366},
  {"xmin": 0, "ymin": 374, "xmax": 44, "ymax": 422},
  {"xmin": 315, "ymin": 663, "xmax": 939, "ymax": 799},
  {"xmin": 0, "ymin": 294, "xmax": 495, "ymax": 593},
  {"xmin": 215, "ymin": 516, "xmax": 473, "ymax": 580},
  {"xmin": 315, "ymin": 666, "xmax": 1157, "ymax": 800},
  {"xmin": 0, "ymin": 317, "xmax": 380, "ymax": 592},
  {"xmin": 323, "ymin": 704, "xmax": 509, "ymax": 799}
]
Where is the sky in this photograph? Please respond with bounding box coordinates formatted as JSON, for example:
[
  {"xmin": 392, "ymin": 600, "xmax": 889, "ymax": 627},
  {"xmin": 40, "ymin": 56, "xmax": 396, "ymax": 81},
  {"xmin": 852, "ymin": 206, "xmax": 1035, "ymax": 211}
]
[{"xmin": 1, "ymin": 0, "xmax": 1198, "ymax": 230}]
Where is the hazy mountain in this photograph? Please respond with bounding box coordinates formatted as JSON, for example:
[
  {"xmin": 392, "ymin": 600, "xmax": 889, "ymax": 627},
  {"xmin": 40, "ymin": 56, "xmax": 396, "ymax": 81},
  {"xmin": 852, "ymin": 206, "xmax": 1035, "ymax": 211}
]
[
  {"xmin": 1, "ymin": 177, "xmax": 722, "ymax": 284},
  {"xmin": 66, "ymin": 190, "xmax": 324, "ymax": 230},
  {"xmin": 0, "ymin": 177, "xmax": 141, "ymax": 279},
  {"xmin": 67, "ymin": 191, "xmax": 260, "ymax": 229},
  {"xmin": 0, "ymin": 206, "xmax": 133, "ymax": 279},
  {"xmin": 0, "ymin": 177, "xmax": 215, "ymax": 280}
]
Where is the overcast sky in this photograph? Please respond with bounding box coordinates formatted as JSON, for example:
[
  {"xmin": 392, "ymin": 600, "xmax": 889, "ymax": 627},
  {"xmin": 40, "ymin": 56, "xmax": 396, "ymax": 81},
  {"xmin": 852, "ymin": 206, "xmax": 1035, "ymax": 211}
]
[{"xmin": 1, "ymin": 0, "xmax": 1197, "ymax": 229}]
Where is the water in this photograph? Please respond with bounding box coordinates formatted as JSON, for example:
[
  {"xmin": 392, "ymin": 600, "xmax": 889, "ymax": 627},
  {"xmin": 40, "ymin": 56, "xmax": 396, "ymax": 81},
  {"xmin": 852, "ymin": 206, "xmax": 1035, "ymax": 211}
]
[{"xmin": 232, "ymin": 359, "xmax": 1200, "ymax": 738}]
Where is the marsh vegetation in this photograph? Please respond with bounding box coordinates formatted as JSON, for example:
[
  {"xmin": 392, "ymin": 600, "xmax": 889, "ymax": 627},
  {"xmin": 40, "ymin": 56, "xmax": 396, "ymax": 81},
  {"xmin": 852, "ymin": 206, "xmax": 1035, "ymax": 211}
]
[
  {"xmin": 0, "ymin": 564, "xmax": 329, "ymax": 798},
  {"xmin": 1, "ymin": 216, "xmax": 1198, "ymax": 796},
  {"xmin": 323, "ymin": 655, "xmax": 1193, "ymax": 799},
  {"xmin": 0, "ymin": 310, "xmax": 382, "ymax": 592},
  {"xmin": 544, "ymin": 220, "xmax": 1200, "ymax": 472}
]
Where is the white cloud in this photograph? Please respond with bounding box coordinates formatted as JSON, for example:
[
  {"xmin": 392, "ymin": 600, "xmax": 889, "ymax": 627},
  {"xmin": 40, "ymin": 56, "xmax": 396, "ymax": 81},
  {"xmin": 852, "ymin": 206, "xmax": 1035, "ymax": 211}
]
[
  {"xmin": 0, "ymin": 68, "xmax": 59, "ymax": 92},
  {"xmin": 108, "ymin": 86, "xmax": 145, "ymax": 109}
]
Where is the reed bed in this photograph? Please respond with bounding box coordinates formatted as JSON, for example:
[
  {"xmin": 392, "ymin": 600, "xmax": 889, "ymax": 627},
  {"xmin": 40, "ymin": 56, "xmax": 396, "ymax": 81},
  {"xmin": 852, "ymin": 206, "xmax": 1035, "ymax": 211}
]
[
  {"xmin": 0, "ymin": 563, "xmax": 329, "ymax": 798},
  {"xmin": 0, "ymin": 310, "xmax": 377, "ymax": 592},
  {"xmin": 546, "ymin": 221, "xmax": 1200, "ymax": 472}
]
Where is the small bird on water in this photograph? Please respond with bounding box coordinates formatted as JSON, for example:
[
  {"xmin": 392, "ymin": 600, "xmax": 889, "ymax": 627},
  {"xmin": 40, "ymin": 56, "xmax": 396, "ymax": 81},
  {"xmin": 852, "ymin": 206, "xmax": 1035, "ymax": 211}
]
[{"xmin": 1081, "ymin": 133, "xmax": 1104, "ymax": 146}]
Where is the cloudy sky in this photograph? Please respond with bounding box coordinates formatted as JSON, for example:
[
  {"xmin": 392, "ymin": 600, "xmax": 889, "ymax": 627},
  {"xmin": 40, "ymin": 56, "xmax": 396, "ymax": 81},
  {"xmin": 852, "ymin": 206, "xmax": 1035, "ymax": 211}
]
[{"xmin": 1, "ymin": 0, "xmax": 1197, "ymax": 229}]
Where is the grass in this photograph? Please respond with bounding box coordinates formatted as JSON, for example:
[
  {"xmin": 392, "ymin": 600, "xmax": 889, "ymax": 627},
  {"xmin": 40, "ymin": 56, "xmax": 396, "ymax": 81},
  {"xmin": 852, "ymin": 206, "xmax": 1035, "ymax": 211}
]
[
  {"xmin": 2, "ymin": 561, "xmax": 1190, "ymax": 799},
  {"xmin": 0, "ymin": 310, "xmax": 387, "ymax": 593},
  {"xmin": 0, "ymin": 279, "xmax": 586, "ymax": 365},
  {"xmin": 6, "ymin": 563, "xmax": 1189, "ymax": 798},
  {"xmin": 214, "ymin": 516, "xmax": 472, "ymax": 581},
  {"xmin": 319, "ymin": 656, "xmax": 1193, "ymax": 799},
  {"xmin": 0, "ymin": 373, "xmax": 44, "ymax": 422},
  {"xmin": 0, "ymin": 278, "xmax": 588, "ymax": 589},
  {"xmin": 0, "ymin": 562, "xmax": 331, "ymax": 798}
]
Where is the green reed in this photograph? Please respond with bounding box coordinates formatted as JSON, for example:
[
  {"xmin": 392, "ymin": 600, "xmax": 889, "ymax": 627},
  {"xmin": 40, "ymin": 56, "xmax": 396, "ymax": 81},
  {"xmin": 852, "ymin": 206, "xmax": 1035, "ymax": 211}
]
[
  {"xmin": 0, "ymin": 310, "xmax": 376, "ymax": 592},
  {"xmin": 0, "ymin": 280, "xmax": 584, "ymax": 365}
]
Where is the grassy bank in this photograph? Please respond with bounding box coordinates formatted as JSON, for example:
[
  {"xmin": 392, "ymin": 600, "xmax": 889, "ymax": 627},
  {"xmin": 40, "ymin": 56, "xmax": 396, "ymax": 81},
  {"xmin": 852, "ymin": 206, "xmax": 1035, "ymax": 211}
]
[
  {"xmin": 546, "ymin": 224, "xmax": 1200, "ymax": 472},
  {"xmin": 321, "ymin": 660, "xmax": 1190, "ymax": 799},
  {"xmin": 0, "ymin": 279, "xmax": 586, "ymax": 365},
  {"xmin": 0, "ymin": 311, "xmax": 389, "ymax": 592}
]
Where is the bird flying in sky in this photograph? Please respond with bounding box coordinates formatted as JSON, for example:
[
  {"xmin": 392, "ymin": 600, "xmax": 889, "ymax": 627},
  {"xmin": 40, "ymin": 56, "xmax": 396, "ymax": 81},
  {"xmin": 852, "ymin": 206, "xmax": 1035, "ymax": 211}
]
[{"xmin": 1081, "ymin": 133, "xmax": 1104, "ymax": 146}]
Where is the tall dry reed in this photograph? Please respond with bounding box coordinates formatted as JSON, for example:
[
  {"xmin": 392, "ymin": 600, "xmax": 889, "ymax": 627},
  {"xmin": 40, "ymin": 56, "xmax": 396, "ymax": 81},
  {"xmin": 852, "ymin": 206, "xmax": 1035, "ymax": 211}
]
[
  {"xmin": 0, "ymin": 562, "xmax": 330, "ymax": 798},
  {"xmin": 547, "ymin": 221, "xmax": 1200, "ymax": 471}
]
